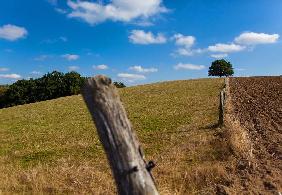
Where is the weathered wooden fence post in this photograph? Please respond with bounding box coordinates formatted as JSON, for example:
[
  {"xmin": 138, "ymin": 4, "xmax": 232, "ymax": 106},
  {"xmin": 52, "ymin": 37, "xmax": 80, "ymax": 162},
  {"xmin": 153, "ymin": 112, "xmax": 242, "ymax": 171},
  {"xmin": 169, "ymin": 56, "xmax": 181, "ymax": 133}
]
[
  {"xmin": 219, "ymin": 77, "xmax": 228, "ymax": 126},
  {"xmin": 82, "ymin": 75, "xmax": 159, "ymax": 195},
  {"xmin": 218, "ymin": 89, "xmax": 225, "ymax": 126}
]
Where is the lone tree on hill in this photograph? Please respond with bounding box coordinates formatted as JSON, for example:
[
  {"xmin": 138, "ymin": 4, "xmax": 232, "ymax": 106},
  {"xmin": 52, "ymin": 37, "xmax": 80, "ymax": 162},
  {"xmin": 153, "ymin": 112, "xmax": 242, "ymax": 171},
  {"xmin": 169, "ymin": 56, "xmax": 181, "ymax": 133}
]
[{"xmin": 208, "ymin": 59, "xmax": 234, "ymax": 77}]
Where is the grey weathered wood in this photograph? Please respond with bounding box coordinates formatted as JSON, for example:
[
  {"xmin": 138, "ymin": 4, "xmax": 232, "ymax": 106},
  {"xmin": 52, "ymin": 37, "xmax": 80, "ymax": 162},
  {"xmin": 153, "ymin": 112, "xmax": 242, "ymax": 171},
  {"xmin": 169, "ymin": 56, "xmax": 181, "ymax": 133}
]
[
  {"xmin": 219, "ymin": 89, "xmax": 225, "ymax": 126},
  {"xmin": 82, "ymin": 75, "xmax": 159, "ymax": 195},
  {"xmin": 219, "ymin": 78, "xmax": 228, "ymax": 126}
]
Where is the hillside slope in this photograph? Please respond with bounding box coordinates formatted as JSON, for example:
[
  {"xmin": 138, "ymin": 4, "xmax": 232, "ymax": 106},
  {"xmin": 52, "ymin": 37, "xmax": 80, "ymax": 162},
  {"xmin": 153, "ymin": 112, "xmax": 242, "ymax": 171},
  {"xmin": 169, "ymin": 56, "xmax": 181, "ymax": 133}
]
[{"xmin": 0, "ymin": 78, "xmax": 226, "ymax": 194}]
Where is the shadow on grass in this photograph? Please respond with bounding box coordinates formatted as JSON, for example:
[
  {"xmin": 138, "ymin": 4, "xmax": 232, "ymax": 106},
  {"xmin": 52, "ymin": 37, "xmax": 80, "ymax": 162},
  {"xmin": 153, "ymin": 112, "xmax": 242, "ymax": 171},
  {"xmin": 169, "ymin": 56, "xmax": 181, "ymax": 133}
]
[{"xmin": 201, "ymin": 123, "xmax": 220, "ymax": 130}]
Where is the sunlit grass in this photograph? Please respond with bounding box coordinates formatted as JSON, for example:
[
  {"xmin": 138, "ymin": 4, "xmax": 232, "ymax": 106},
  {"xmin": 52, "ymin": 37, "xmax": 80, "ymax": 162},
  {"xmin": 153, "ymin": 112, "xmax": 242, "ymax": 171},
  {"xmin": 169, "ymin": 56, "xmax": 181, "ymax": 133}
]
[{"xmin": 0, "ymin": 78, "xmax": 226, "ymax": 194}]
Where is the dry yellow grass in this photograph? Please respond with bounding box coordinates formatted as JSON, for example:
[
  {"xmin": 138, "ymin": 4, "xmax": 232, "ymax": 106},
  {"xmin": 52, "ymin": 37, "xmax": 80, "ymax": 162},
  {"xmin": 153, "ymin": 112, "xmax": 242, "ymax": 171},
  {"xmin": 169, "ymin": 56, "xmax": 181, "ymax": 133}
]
[{"xmin": 0, "ymin": 78, "xmax": 229, "ymax": 194}]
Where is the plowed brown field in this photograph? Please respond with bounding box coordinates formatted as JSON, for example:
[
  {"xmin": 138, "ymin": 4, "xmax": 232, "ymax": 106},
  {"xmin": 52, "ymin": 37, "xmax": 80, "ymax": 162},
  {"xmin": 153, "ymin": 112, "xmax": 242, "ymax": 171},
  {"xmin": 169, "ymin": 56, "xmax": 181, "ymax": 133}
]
[{"xmin": 228, "ymin": 76, "xmax": 282, "ymax": 194}]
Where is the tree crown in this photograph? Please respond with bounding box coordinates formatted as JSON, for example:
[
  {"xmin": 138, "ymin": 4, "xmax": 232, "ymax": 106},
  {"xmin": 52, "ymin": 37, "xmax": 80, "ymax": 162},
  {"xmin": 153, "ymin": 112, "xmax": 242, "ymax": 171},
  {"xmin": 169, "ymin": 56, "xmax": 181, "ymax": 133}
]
[{"xmin": 208, "ymin": 59, "xmax": 234, "ymax": 77}]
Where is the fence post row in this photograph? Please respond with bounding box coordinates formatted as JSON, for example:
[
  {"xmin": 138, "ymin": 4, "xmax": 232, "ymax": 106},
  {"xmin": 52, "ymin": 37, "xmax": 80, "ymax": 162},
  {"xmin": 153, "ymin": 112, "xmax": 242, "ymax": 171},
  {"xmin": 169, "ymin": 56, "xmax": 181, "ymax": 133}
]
[{"xmin": 82, "ymin": 75, "xmax": 159, "ymax": 195}]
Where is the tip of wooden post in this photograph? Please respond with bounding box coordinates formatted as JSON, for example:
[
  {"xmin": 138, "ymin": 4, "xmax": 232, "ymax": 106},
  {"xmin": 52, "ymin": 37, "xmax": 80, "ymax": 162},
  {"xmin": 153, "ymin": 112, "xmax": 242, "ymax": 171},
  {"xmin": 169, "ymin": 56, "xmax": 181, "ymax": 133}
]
[
  {"xmin": 85, "ymin": 75, "xmax": 112, "ymax": 90},
  {"xmin": 95, "ymin": 75, "xmax": 112, "ymax": 85}
]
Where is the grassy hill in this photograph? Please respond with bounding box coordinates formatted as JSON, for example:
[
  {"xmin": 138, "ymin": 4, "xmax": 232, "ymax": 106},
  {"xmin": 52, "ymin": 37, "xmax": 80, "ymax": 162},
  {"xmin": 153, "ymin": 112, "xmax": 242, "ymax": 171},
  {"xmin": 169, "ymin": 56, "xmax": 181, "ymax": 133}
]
[{"xmin": 0, "ymin": 78, "xmax": 228, "ymax": 194}]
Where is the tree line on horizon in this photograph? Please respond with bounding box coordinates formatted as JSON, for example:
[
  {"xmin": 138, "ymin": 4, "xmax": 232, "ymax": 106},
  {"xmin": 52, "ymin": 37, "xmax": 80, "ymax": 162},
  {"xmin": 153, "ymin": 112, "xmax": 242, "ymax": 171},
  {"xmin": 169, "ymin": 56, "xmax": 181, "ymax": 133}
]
[
  {"xmin": 0, "ymin": 71, "xmax": 126, "ymax": 109},
  {"xmin": 0, "ymin": 59, "xmax": 233, "ymax": 109}
]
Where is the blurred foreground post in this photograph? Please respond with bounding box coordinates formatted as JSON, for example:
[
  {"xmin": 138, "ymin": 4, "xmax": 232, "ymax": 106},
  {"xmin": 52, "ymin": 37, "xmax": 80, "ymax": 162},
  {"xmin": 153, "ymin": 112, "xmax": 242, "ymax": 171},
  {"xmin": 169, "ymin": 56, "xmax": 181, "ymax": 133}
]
[{"xmin": 82, "ymin": 75, "xmax": 158, "ymax": 195}]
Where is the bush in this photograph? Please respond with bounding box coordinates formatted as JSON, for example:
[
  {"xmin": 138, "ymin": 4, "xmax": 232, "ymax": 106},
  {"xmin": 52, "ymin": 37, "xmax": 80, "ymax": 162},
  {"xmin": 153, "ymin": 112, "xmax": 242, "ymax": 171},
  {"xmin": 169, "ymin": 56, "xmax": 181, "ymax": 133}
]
[
  {"xmin": 0, "ymin": 85, "xmax": 8, "ymax": 108},
  {"xmin": 113, "ymin": 82, "xmax": 126, "ymax": 88},
  {"xmin": 0, "ymin": 71, "xmax": 126, "ymax": 108}
]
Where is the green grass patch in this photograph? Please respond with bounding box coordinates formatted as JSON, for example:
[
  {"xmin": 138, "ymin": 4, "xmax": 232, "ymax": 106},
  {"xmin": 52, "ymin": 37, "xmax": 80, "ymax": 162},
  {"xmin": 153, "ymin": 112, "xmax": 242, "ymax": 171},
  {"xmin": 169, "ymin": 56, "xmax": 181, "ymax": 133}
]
[{"xmin": 0, "ymin": 78, "xmax": 225, "ymax": 194}]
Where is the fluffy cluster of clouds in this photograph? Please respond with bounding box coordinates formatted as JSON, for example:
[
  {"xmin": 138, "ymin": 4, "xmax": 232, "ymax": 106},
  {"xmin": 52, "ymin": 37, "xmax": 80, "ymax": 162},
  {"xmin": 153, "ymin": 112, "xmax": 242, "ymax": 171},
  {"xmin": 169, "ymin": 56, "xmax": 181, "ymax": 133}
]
[
  {"xmin": 61, "ymin": 54, "xmax": 80, "ymax": 61},
  {"xmin": 66, "ymin": 0, "xmax": 168, "ymax": 25},
  {"xmin": 0, "ymin": 24, "xmax": 27, "ymax": 79},
  {"xmin": 117, "ymin": 65, "xmax": 158, "ymax": 82},
  {"xmin": 64, "ymin": 62, "xmax": 158, "ymax": 83},
  {"xmin": 0, "ymin": 24, "xmax": 27, "ymax": 41},
  {"xmin": 0, "ymin": 67, "xmax": 9, "ymax": 72},
  {"xmin": 68, "ymin": 66, "xmax": 80, "ymax": 71},
  {"xmin": 234, "ymin": 32, "xmax": 279, "ymax": 45},
  {"xmin": 129, "ymin": 30, "xmax": 279, "ymax": 59},
  {"xmin": 0, "ymin": 73, "xmax": 21, "ymax": 79},
  {"xmin": 129, "ymin": 30, "xmax": 166, "ymax": 44},
  {"xmin": 66, "ymin": 63, "xmax": 159, "ymax": 83},
  {"xmin": 174, "ymin": 63, "xmax": 205, "ymax": 70},
  {"xmin": 0, "ymin": 74, "xmax": 21, "ymax": 79},
  {"xmin": 128, "ymin": 30, "xmax": 199, "ymax": 56},
  {"xmin": 207, "ymin": 32, "xmax": 279, "ymax": 58},
  {"xmin": 34, "ymin": 54, "xmax": 80, "ymax": 61},
  {"xmin": 0, "ymin": 67, "xmax": 21, "ymax": 79},
  {"xmin": 117, "ymin": 73, "xmax": 146, "ymax": 83},
  {"xmin": 129, "ymin": 65, "xmax": 158, "ymax": 73},
  {"xmin": 93, "ymin": 64, "xmax": 109, "ymax": 70}
]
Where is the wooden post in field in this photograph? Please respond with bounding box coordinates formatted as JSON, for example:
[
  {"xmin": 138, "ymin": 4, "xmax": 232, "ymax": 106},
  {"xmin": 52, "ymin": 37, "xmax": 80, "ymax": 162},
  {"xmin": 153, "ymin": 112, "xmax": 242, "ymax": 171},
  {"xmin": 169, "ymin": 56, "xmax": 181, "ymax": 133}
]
[
  {"xmin": 219, "ymin": 78, "xmax": 228, "ymax": 126},
  {"xmin": 219, "ymin": 89, "xmax": 225, "ymax": 126},
  {"xmin": 82, "ymin": 75, "xmax": 159, "ymax": 195}
]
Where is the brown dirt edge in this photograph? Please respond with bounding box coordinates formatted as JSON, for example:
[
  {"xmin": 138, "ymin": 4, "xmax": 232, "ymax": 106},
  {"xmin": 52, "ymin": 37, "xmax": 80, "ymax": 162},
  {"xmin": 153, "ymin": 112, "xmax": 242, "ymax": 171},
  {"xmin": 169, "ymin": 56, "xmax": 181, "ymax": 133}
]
[
  {"xmin": 219, "ymin": 77, "xmax": 281, "ymax": 195},
  {"xmin": 224, "ymin": 78, "xmax": 253, "ymax": 160}
]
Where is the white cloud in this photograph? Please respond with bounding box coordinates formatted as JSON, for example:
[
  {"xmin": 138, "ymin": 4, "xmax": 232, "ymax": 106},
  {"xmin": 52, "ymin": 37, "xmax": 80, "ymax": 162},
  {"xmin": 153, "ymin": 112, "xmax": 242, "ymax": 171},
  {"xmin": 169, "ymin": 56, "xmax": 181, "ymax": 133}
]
[
  {"xmin": 47, "ymin": 0, "xmax": 57, "ymax": 5},
  {"xmin": 67, "ymin": 0, "xmax": 168, "ymax": 25},
  {"xmin": 34, "ymin": 55, "xmax": 51, "ymax": 61},
  {"xmin": 133, "ymin": 20, "xmax": 154, "ymax": 27},
  {"xmin": 62, "ymin": 54, "xmax": 79, "ymax": 61},
  {"xmin": 129, "ymin": 65, "xmax": 158, "ymax": 73},
  {"xmin": 208, "ymin": 43, "xmax": 245, "ymax": 53},
  {"xmin": 0, "ymin": 67, "xmax": 9, "ymax": 72},
  {"xmin": 55, "ymin": 8, "xmax": 67, "ymax": 14},
  {"xmin": 0, "ymin": 73, "xmax": 21, "ymax": 79},
  {"xmin": 30, "ymin": 71, "xmax": 41, "ymax": 75},
  {"xmin": 236, "ymin": 68, "xmax": 246, "ymax": 71},
  {"xmin": 93, "ymin": 64, "xmax": 109, "ymax": 70},
  {"xmin": 175, "ymin": 48, "xmax": 193, "ymax": 56},
  {"xmin": 173, "ymin": 34, "xmax": 195, "ymax": 48},
  {"xmin": 171, "ymin": 33, "xmax": 203, "ymax": 56},
  {"xmin": 174, "ymin": 48, "xmax": 204, "ymax": 57},
  {"xmin": 117, "ymin": 73, "xmax": 146, "ymax": 82},
  {"xmin": 174, "ymin": 63, "xmax": 205, "ymax": 70},
  {"xmin": 41, "ymin": 36, "xmax": 68, "ymax": 44},
  {"xmin": 129, "ymin": 30, "xmax": 166, "ymax": 44},
  {"xmin": 68, "ymin": 66, "xmax": 80, "ymax": 71},
  {"xmin": 235, "ymin": 32, "xmax": 279, "ymax": 45},
  {"xmin": 59, "ymin": 36, "xmax": 68, "ymax": 42},
  {"xmin": 210, "ymin": 53, "xmax": 228, "ymax": 59},
  {"xmin": 0, "ymin": 24, "xmax": 28, "ymax": 41}
]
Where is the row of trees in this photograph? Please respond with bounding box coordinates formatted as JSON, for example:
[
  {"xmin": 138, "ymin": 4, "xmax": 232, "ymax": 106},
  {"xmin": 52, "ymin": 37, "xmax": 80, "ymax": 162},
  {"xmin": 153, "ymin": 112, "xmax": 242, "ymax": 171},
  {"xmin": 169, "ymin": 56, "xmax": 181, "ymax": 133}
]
[{"xmin": 0, "ymin": 71, "xmax": 126, "ymax": 108}]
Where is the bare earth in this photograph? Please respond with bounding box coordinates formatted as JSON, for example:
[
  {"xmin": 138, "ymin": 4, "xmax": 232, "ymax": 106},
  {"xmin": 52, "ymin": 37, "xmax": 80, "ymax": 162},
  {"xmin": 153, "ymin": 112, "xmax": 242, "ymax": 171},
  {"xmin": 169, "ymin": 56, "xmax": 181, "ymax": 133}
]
[{"xmin": 227, "ymin": 76, "xmax": 282, "ymax": 194}]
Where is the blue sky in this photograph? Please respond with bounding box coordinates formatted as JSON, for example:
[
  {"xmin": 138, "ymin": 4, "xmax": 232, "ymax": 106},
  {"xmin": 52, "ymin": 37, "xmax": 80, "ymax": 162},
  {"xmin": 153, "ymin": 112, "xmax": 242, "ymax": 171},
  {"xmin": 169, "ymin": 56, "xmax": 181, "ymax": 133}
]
[{"xmin": 0, "ymin": 0, "xmax": 282, "ymax": 85}]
